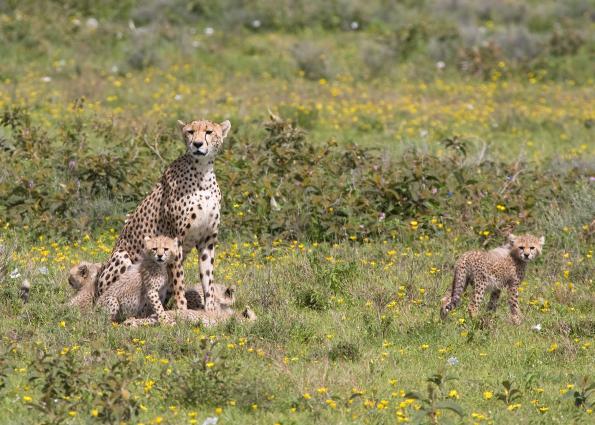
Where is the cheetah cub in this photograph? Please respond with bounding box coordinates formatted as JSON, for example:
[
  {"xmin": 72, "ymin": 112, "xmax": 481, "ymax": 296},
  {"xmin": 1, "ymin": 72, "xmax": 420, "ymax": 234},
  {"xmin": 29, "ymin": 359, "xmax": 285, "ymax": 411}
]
[
  {"xmin": 97, "ymin": 235, "xmax": 179, "ymax": 324},
  {"xmin": 123, "ymin": 288, "xmax": 257, "ymax": 328},
  {"xmin": 68, "ymin": 261, "xmax": 103, "ymax": 309},
  {"xmin": 440, "ymin": 233, "xmax": 544, "ymax": 324}
]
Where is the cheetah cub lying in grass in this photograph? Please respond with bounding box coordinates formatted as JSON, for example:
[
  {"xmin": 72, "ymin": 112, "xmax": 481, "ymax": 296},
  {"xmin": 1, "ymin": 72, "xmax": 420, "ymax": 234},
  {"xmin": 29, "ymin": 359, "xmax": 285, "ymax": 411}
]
[
  {"xmin": 68, "ymin": 262, "xmax": 210, "ymax": 310},
  {"xmin": 440, "ymin": 233, "xmax": 544, "ymax": 324},
  {"xmin": 97, "ymin": 235, "xmax": 179, "ymax": 324},
  {"xmin": 68, "ymin": 256, "xmax": 241, "ymax": 325},
  {"xmin": 122, "ymin": 288, "xmax": 257, "ymax": 328},
  {"xmin": 68, "ymin": 261, "xmax": 104, "ymax": 309}
]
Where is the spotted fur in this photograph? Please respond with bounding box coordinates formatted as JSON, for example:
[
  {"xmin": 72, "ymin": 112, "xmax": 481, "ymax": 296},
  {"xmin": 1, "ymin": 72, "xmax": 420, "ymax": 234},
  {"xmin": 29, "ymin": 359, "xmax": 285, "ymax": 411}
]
[
  {"xmin": 123, "ymin": 305, "xmax": 257, "ymax": 328},
  {"xmin": 95, "ymin": 119, "xmax": 231, "ymax": 312},
  {"xmin": 67, "ymin": 262, "xmax": 224, "ymax": 311},
  {"xmin": 97, "ymin": 235, "xmax": 179, "ymax": 323},
  {"xmin": 440, "ymin": 233, "xmax": 545, "ymax": 324}
]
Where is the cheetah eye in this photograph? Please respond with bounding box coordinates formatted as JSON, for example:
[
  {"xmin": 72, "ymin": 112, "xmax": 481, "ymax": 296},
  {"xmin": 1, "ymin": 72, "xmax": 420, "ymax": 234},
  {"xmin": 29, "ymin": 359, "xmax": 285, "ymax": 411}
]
[
  {"xmin": 530, "ymin": 246, "xmax": 535, "ymax": 250},
  {"xmin": 152, "ymin": 248, "xmax": 158, "ymax": 252},
  {"xmin": 186, "ymin": 129, "xmax": 195, "ymax": 135},
  {"xmin": 518, "ymin": 246, "xmax": 524, "ymax": 250},
  {"xmin": 163, "ymin": 248, "xmax": 169, "ymax": 251},
  {"xmin": 206, "ymin": 130, "xmax": 213, "ymax": 135}
]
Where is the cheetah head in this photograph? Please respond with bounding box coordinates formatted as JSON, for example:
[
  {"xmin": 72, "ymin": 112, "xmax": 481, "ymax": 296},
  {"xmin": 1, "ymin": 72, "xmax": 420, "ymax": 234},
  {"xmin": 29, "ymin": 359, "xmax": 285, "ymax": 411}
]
[
  {"xmin": 177, "ymin": 119, "xmax": 231, "ymax": 158},
  {"xmin": 68, "ymin": 261, "xmax": 102, "ymax": 291},
  {"xmin": 217, "ymin": 285, "xmax": 236, "ymax": 308},
  {"xmin": 508, "ymin": 234, "xmax": 545, "ymax": 262},
  {"xmin": 144, "ymin": 235, "xmax": 180, "ymax": 264}
]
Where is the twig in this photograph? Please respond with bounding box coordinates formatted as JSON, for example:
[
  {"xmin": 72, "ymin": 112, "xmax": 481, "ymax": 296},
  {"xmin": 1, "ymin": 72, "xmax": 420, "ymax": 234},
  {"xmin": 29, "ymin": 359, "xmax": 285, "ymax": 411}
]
[{"xmin": 143, "ymin": 134, "xmax": 164, "ymax": 162}]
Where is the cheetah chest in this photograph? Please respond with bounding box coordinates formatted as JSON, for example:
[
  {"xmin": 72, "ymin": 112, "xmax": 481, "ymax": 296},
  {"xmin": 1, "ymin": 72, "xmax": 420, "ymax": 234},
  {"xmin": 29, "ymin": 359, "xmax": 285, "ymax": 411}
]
[{"xmin": 179, "ymin": 191, "xmax": 220, "ymax": 253}]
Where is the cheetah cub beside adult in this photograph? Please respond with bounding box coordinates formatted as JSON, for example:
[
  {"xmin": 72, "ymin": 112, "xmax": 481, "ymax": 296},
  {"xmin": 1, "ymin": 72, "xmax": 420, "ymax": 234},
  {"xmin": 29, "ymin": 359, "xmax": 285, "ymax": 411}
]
[
  {"xmin": 122, "ymin": 290, "xmax": 257, "ymax": 328},
  {"xmin": 440, "ymin": 233, "xmax": 544, "ymax": 324},
  {"xmin": 97, "ymin": 235, "xmax": 179, "ymax": 324},
  {"xmin": 68, "ymin": 261, "xmax": 104, "ymax": 309}
]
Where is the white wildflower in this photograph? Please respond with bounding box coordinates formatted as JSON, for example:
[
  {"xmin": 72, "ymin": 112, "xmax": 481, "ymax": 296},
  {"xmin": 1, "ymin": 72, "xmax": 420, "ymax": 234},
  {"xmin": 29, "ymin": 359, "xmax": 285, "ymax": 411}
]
[{"xmin": 86, "ymin": 17, "xmax": 99, "ymax": 30}]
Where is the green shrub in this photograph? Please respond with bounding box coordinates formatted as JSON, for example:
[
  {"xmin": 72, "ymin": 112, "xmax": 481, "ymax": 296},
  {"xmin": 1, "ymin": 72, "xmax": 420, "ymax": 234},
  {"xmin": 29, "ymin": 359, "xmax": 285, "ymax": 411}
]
[{"xmin": 0, "ymin": 107, "xmax": 591, "ymax": 242}]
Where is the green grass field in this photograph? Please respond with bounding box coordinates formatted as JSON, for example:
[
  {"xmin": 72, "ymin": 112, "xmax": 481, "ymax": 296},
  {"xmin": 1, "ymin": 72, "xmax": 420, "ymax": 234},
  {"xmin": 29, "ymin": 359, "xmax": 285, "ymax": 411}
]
[{"xmin": 0, "ymin": 1, "xmax": 593, "ymax": 424}]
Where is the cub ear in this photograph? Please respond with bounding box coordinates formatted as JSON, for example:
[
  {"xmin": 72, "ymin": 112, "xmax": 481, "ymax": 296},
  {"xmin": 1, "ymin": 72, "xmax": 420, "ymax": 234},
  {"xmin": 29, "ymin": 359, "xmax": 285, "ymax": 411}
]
[
  {"xmin": 79, "ymin": 264, "xmax": 88, "ymax": 277},
  {"xmin": 220, "ymin": 120, "xmax": 231, "ymax": 138},
  {"xmin": 144, "ymin": 235, "xmax": 152, "ymax": 247},
  {"xmin": 539, "ymin": 236, "xmax": 545, "ymax": 246},
  {"xmin": 177, "ymin": 120, "xmax": 186, "ymax": 132},
  {"xmin": 507, "ymin": 234, "xmax": 517, "ymax": 245}
]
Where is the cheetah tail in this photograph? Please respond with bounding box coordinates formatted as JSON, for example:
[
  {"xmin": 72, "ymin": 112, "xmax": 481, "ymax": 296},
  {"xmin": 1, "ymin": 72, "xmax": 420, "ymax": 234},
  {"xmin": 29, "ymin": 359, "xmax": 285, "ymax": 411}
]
[{"xmin": 440, "ymin": 267, "xmax": 466, "ymax": 319}]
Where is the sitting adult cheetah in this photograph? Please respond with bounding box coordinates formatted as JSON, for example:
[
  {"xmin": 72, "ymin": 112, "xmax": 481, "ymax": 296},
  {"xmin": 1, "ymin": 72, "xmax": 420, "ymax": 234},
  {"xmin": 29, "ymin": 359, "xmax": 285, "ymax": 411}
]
[
  {"xmin": 440, "ymin": 233, "xmax": 544, "ymax": 324},
  {"xmin": 97, "ymin": 235, "xmax": 179, "ymax": 323},
  {"xmin": 96, "ymin": 119, "xmax": 231, "ymax": 312}
]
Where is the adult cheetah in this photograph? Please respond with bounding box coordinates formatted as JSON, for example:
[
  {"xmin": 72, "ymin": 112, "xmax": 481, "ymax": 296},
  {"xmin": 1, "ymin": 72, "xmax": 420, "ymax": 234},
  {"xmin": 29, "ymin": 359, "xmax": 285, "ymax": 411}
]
[{"xmin": 96, "ymin": 119, "xmax": 231, "ymax": 311}]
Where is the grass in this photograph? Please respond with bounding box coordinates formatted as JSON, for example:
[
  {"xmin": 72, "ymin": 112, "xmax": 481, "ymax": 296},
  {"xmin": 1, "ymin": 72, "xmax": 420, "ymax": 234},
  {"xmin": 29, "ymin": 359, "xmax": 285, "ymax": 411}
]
[
  {"xmin": 0, "ymin": 0, "xmax": 594, "ymax": 424},
  {"xmin": 0, "ymin": 227, "xmax": 593, "ymax": 424}
]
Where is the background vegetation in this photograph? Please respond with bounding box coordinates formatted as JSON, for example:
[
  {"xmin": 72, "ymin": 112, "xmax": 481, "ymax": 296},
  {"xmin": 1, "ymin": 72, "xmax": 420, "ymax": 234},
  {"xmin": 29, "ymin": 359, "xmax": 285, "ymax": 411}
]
[{"xmin": 0, "ymin": 0, "xmax": 593, "ymax": 424}]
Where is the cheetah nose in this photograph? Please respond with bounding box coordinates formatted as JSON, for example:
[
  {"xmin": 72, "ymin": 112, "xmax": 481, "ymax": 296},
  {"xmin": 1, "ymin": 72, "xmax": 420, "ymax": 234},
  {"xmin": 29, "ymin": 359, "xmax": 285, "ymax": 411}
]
[
  {"xmin": 192, "ymin": 141, "xmax": 203, "ymax": 149},
  {"xmin": 523, "ymin": 253, "xmax": 530, "ymax": 258}
]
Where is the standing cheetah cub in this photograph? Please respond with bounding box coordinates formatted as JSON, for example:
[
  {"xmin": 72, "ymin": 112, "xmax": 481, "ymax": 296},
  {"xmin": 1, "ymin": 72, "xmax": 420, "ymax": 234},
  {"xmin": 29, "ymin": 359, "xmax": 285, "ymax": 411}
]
[
  {"xmin": 97, "ymin": 235, "xmax": 179, "ymax": 324},
  {"xmin": 440, "ymin": 233, "xmax": 544, "ymax": 324}
]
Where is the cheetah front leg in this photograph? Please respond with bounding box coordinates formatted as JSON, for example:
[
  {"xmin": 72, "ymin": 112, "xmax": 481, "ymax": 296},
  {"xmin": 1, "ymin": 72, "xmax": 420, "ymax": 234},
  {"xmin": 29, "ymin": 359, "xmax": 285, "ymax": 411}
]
[
  {"xmin": 169, "ymin": 251, "xmax": 188, "ymax": 310},
  {"xmin": 197, "ymin": 236, "xmax": 217, "ymax": 312},
  {"xmin": 146, "ymin": 286, "xmax": 174, "ymax": 324},
  {"xmin": 507, "ymin": 283, "xmax": 522, "ymax": 325}
]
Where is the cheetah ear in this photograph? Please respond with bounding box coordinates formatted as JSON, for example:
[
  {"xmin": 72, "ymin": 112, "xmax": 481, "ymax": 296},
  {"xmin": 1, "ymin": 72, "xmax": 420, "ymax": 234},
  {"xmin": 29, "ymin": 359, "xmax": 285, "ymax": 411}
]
[
  {"xmin": 539, "ymin": 236, "xmax": 545, "ymax": 246},
  {"xmin": 507, "ymin": 234, "xmax": 517, "ymax": 245},
  {"xmin": 177, "ymin": 120, "xmax": 186, "ymax": 132},
  {"xmin": 79, "ymin": 264, "xmax": 88, "ymax": 278},
  {"xmin": 220, "ymin": 120, "xmax": 231, "ymax": 138},
  {"xmin": 144, "ymin": 235, "xmax": 151, "ymax": 247}
]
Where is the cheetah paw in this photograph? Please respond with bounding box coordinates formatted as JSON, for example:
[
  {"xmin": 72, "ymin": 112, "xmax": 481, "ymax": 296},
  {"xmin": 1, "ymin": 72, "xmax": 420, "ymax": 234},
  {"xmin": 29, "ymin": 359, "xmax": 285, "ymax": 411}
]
[{"xmin": 510, "ymin": 315, "xmax": 522, "ymax": 325}]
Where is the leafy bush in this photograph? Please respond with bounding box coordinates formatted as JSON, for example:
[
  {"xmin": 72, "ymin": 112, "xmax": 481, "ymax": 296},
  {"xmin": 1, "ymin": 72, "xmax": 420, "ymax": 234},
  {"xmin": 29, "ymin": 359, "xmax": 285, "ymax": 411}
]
[{"xmin": 0, "ymin": 107, "xmax": 591, "ymax": 242}]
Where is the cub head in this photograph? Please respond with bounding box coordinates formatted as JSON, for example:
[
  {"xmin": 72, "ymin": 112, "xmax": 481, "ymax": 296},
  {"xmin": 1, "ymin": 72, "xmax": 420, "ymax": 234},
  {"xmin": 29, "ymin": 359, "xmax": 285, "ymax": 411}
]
[
  {"xmin": 216, "ymin": 284, "xmax": 236, "ymax": 308},
  {"xmin": 177, "ymin": 119, "xmax": 231, "ymax": 158},
  {"xmin": 507, "ymin": 234, "xmax": 545, "ymax": 262},
  {"xmin": 144, "ymin": 235, "xmax": 179, "ymax": 264},
  {"xmin": 68, "ymin": 261, "xmax": 102, "ymax": 291}
]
